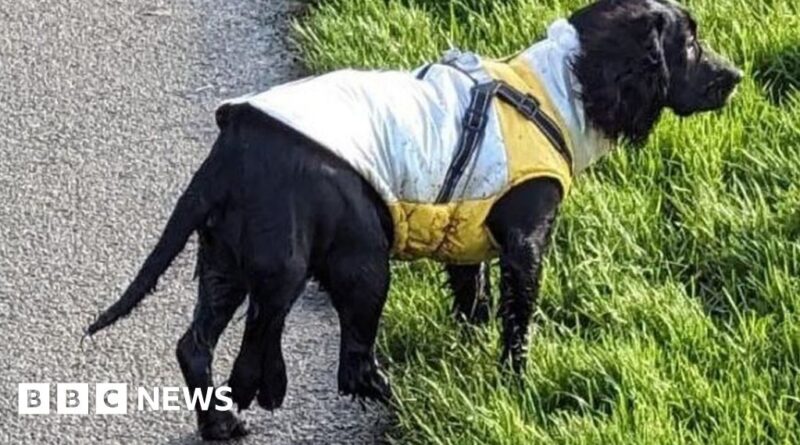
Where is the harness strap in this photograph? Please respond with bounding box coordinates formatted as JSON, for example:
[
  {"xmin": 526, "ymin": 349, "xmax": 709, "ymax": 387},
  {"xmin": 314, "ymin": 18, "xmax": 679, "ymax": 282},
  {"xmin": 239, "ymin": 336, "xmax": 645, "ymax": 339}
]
[
  {"xmin": 436, "ymin": 79, "xmax": 573, "ymax": 203},
  {"xmin": 435, "ymin": 81, "xmax": 499, "ymax": 203},
  {"xmin": 417, "ymin": 62, "xmax": 480, "ymax": 85},
  {"xmin": 494, "ymin": 82, "xmax": 573, "ymax": 173},
  {"xmin": 415, "ymin": 64, "xmax": 433, "ymax": 80}
]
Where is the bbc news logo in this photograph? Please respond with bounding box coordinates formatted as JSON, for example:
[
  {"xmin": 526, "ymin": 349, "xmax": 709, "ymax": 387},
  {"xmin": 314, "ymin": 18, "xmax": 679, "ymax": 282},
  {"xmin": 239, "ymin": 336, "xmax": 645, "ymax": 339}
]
[{"xmin": 18, "ymin": 383, "xmax": 233, "ymax": 415}]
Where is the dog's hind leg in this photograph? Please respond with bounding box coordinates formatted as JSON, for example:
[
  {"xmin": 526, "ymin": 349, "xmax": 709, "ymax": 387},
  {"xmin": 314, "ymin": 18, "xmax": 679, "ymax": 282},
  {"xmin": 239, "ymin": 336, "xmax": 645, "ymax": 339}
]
[
  {"xmin": 446, "ymin": 262, "xmax": 492, "ymax": 325},
  {"xmin": 321, "ymin": 247, "xmax": 391, "ymax": 402},
  {"xmin": 228, "ymin": 259, "xmax": 308, "ymax": 411},
  {"xmin": 176, "ymin": 232, "xmax": 248, "ymax": 441}
]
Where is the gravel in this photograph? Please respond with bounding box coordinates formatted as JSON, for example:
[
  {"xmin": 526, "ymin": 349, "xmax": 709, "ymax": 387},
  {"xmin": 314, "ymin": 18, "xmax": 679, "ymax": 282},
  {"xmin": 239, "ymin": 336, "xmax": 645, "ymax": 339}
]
[{"xmin": 0, "ymin": 0, "xmax": 389, "ymax": 443}]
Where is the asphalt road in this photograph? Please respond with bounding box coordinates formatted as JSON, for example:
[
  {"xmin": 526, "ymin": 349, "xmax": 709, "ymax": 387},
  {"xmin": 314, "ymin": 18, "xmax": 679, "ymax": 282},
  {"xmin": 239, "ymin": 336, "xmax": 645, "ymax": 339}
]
[{"xmin": 0, "ymin": 0, "xmax": 389, "ymax": 443}]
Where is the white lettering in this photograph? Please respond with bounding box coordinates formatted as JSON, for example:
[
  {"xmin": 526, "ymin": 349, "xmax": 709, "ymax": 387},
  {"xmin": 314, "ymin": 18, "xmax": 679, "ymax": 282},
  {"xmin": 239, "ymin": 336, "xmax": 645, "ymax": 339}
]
[
  {"xmin": 183, "ymin": 387, "xmax": 214, "ymax": 411},
  {"xmin": 162, "ymin": 386, "xmax": 181, "ymax": 411},
  {"xmin": 214, "ymin": 386, "xmax": 233, "ymax": 411},
  {"xmin": 95, "ymin": 383, "xmax": 127, "ymax": 415},
  {"xmin": 56, "ymin": 383, "xmax": 88, "ymax": 415},
  {"xmin": 137, "ymin": 387, "xmax": 159, "ymax": 411},
  {"xmin": 18, "ymin": 383, "xmax": 50, "ymax": 414}
]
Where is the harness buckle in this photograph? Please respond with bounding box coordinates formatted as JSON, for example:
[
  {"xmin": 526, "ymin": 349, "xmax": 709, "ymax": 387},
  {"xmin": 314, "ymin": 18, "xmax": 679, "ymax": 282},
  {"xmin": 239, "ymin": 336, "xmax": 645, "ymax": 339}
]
[
  {"xmin": 464, "ymin": 109, "xmax": 485, "ymax": 131},
  {"xmin": 515, "ymin": 94, "xmax": 539, "ymax": 117}
]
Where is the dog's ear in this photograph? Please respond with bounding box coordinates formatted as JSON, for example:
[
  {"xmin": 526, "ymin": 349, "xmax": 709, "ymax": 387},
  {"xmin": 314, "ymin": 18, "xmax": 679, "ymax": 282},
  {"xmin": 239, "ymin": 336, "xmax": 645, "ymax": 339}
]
[{"xmin": 570, "ymin": 3, "xmax": 671, "ymax": 144}]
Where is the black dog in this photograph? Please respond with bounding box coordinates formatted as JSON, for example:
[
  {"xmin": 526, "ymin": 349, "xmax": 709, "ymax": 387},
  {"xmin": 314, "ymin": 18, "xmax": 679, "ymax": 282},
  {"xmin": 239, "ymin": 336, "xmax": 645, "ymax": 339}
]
[{"xmin": 87, "ymin": 0, "xmax": 741, "ymax": 440}]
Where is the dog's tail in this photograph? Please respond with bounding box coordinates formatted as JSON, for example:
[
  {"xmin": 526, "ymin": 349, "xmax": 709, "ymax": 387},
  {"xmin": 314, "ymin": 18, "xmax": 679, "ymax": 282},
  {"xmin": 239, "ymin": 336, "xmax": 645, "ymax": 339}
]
[{"xmin": 86, "ymin": 106, "xmax": 238, "ymax": 336}]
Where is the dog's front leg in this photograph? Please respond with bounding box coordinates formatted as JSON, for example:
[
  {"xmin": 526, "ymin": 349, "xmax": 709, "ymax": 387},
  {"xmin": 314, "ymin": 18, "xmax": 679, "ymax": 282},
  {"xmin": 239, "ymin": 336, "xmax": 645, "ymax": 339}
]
[
  {"xmin": 486, "ymin": 180, "xmax": 561, "ymax": 373},
  {"xmin": 496, "ymin": 227, "xmax": 553, "ymax": 373}
]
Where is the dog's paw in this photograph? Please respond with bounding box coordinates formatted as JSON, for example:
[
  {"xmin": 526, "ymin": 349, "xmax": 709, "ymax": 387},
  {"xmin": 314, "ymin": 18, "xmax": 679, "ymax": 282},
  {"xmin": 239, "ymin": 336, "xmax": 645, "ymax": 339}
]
[
  {"xmin": 257, "ymin": 361, "xmax": 287, "ymax": 411},
  {"xmin": 338, "ymin": 357, "xmax": 392, "ymax": 403},
  {"xmin": 198, "ymin": 410, "xmax": 248, "ymax": 441}
]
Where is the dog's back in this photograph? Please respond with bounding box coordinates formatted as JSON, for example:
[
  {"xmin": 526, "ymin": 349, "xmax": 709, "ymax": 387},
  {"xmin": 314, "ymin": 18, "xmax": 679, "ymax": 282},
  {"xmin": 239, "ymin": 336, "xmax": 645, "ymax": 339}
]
[{"xmin": 87, "ymin": 103, "xmax": 393, "ymax": 335}]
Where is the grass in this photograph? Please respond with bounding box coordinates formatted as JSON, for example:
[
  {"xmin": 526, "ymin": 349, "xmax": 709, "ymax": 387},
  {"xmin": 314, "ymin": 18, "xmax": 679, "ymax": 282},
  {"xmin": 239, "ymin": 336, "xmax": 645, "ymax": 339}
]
[{"xmin": 292, "ymin": 0, "xmax": 800, "ymax": 443}]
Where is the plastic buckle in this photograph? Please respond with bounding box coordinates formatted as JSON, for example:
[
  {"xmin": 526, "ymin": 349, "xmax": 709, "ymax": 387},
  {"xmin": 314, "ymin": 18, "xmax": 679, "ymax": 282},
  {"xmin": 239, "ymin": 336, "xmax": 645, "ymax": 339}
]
[
  {"xmin": 464, "ymin": 109, "xmax": 485, "ymax": 131},
  {"xmin": 516, "ymin": 94, "xmax": 539, "ymax": 117}
]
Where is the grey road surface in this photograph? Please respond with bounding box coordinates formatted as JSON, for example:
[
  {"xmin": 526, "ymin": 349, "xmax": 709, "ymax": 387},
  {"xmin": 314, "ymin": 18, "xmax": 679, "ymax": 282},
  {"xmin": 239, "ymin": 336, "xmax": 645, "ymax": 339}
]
[{"xmin": 0, "ymin": 0, "xmax": 389, "ymax": 443}]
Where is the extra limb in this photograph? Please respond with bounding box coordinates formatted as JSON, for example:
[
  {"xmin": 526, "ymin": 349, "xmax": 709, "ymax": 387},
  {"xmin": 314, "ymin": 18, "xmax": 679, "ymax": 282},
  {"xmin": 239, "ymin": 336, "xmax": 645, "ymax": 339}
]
[
  {"xmin": 321, "ymin": 247, "xmax": 392, "ymax": 402},
  {"xmin": 176, "ymin": 232, "xmax": 248, "ymax": 440},
  {"xmin": 228, "ymin": 259, "xmax": 308, "ymax": 411}
]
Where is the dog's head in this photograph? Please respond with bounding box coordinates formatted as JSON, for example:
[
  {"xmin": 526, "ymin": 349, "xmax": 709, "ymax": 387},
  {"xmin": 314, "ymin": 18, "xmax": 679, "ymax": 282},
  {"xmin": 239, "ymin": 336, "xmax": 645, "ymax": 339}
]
[{"xmin": 569, "ymin": 0, "xmax": 742, "ymax": 144}]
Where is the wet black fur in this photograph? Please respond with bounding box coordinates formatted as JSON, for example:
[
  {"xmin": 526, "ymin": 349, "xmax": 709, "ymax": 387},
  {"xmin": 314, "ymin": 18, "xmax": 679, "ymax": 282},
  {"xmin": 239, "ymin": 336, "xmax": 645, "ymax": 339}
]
[{"xmin": 86, "ymin": 0, "xmax": 740, "ymax": 440}]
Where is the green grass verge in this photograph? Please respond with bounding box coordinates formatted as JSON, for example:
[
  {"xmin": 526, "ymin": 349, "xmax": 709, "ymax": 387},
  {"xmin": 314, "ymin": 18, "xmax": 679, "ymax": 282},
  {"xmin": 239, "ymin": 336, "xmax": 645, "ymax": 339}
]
[{"xmin": 293, "ymin": 1, "xmax": 800, "ymax": 443}]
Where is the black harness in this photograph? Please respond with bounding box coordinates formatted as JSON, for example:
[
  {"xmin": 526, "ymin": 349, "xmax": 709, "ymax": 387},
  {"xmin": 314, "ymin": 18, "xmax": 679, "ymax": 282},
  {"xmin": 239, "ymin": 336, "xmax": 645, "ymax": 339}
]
[{"xmin": 417, "ymin": 63, "xmax": 573, "ymax": 204}]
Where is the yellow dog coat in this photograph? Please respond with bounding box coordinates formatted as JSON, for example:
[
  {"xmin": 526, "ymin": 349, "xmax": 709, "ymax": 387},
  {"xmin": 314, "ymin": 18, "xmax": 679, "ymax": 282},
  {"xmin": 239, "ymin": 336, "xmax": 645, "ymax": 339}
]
[{"xmin": 224, "ymin": 19, "xmax": 611, "ymax": 264}]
